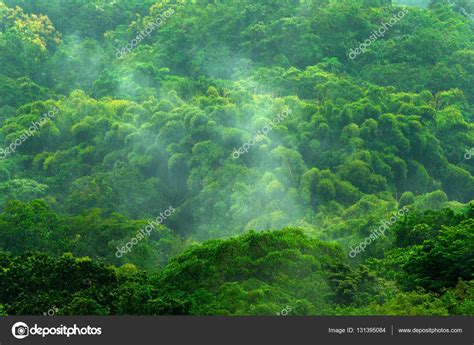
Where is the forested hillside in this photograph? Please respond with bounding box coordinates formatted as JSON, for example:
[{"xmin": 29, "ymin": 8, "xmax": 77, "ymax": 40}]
[{"xmin": 0, "ymin": 0, "xmax": 472, "ymax": 315}]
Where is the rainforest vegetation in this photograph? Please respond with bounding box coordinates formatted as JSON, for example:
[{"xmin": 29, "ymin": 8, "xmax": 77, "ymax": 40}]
[{"xmin": 0, "ymin": 0, "xmax": 473, "ymax": 315}]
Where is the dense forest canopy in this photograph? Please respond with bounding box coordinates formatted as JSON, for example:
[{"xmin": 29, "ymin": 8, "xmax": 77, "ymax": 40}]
[{"xmin": 0, "ymin": 0, "xmax": 472, "ymax": 315}]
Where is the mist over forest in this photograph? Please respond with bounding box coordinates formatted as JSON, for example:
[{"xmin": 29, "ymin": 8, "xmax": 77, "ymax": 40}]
[{"xmin": 0, "ymin": 0, "xmax": 472, "ymax": 316}]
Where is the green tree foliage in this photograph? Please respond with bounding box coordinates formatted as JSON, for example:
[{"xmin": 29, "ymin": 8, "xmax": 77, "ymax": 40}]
[{"xmin": 0, "ymin": 0, "xmax": 472, "ymax": 316}]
